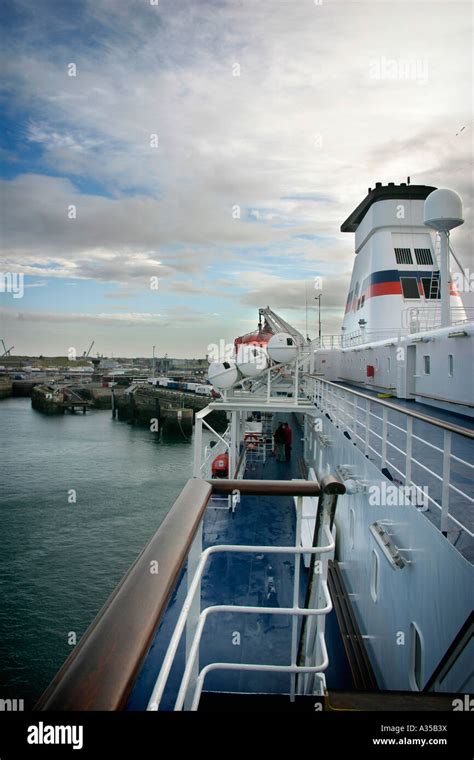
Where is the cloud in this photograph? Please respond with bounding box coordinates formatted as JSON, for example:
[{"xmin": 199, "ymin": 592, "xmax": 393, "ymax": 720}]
[
  {"xmin": 0, "ymin": 0, "xmax": 472, "ymax": 354},
  {"xmin": 237, "ymin": 270, "xmax": 350, "ymax": 308}
]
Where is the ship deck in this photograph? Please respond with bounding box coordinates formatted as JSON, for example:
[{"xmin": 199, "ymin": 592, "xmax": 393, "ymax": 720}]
[{"xmin": 126, "ymin": 413, "xmax": 353, "ymax": 710}]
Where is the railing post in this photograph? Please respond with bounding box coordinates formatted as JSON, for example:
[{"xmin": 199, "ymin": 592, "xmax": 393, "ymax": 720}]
[
  {"xmin": 229, "ymin": 410, "xmax": 238, "ymax": 481},
  {"xmin": 193, "ymin": 414, "xmax": 203, "ymax": 477},
  {"xmin": 297, "ymin": 476, "xmax": 345, "ymax": 694},
  {"xmin": 441, "ymin": 430, "xmax": 452, "ymax": 536},
  {"xmin": 406, "ymin": 416, "xmax": 413, "ymax": 487},
  {"xmin": 365, "ymin": 400, "xmax": 370, "ymax": 456},
  {"xmin": 290, "ymin": 496, "xmax": 303, "ymax": 701},
  {"xmin": 381, "ymin": 407, "xmax": 388, "ymax": 469},
  {"xmin": 184, "ymin": 520, "xmax": 203, "ymax": 710},
  {"xmin": 294, "ymin": 359, "xmax": 299, "ymax": 405}
]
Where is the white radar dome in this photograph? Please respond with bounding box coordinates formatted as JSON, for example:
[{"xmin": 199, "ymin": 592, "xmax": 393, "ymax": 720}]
[
  {"xmin": 236, "ymin": 345, "xmax": 269, "ymax": 377},
  {"xmin": 207, "ymin": 360, "xmax": 240, "ymax": 389},
  {"xmin": 424, "ymin": 188, "xmax": 464, "ymax": 231},
  {"xmin": 267, "ymin": 333, "xmax": 298, "ymax": 364}
]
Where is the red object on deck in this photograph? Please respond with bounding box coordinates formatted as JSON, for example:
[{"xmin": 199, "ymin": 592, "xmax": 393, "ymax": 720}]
[
  {"xmin": 366, "ymin": 365, "xmax": 375, "ymax": 378},
  {"xmin": 211, "ymin": 452, "xmax": 229, "ymax": 478},
  {"xmin": 234, "ymin": 328, "xmax": 274, "ymax": 351}
]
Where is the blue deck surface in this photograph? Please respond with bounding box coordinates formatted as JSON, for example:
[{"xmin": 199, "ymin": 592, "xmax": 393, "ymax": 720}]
[{"xmin": 126, "ymin": 414, "xmax": 353, "ymax": 710}]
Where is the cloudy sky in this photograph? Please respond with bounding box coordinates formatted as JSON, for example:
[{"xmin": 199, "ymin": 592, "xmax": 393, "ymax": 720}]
[{"xmin": 0, "ymin": 0, "xmax": 472, "ymax": 358}]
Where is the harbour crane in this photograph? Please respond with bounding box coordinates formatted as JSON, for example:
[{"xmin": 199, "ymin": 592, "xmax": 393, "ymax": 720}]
[
  {"xmin": 1, "ymin": 339, "xmax": 14, "ymax": 357},
  {"xmin": 83, "ymin": 341, "xmax": 95, "ymax": 358}
]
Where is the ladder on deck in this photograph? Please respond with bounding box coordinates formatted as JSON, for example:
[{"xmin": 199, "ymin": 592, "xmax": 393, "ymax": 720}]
[{"xmin": 428, "ymin": 234, "xmax": 441, "ymax": 301}]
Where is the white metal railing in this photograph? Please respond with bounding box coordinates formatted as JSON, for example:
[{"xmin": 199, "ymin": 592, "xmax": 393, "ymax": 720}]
[
  {"xmin": 307, "ymin": 377, "xmax": 474, "ymax": 543},
  {"xmin": 402, "ymin": 306, "xmax": 474, "ymax": 333},
  {"xmin": 216, "ymin": 348, "xmax": 314, "ymax": 405},
  {"xmin": 312, "ymin": 308, "xmax": 474, "ymax": 350},
  {"xmin": 244, "ymin": 432, "xmax": 267, "ymax": 468},
  {"xmin": 147, "ymin": 502, "xmax": 335, "ymax": 711},
  {"xmin": 200, "ymin": 425, "xmax": 231, "ymax": 480},
  {"xmin": 312, "ymin": 328, "xmax": 409, "ymax": 350}
]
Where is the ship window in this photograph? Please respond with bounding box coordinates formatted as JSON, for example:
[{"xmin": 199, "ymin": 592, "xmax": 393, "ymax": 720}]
[
  {"xmin": 448, "ymin": 354, "xmax": 454, "ymax": 377},
  {"xmin": 394, "ymin": 247, "xmax": 413, "ymax": 265},
  {"xmin": 387, "ymin": 357, "xmax": 391, "ymax": 373},
  {"xmin": 414, "ymin": 248, "xmax": 433, "ymax": 265},
  {"xmin": 410, "ymin": 623, "xmax": 424, "ymax": 691},
  {"xmin": 423, "ymin": 355, "xmax": 431, "ymax": 375},
  {"xmin": 421, "ymin": 276, "xmax": 440, "ymax": 299},
  {"xmin": 360, "ymin": 295, "xmax": 365, "ymax": 308},
  {"xmin": 401, "ymin": 277, "xmax": 420, "ymax": 299},
  {"xmin": 353, "ymin": 282, "xmax": 359, "ymax": 310},
  {"xmin": 370, "ymin": 550, "xmax": 379, "ymax": 602}
]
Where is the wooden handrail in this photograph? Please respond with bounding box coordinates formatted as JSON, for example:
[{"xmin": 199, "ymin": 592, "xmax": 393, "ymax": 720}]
[
  {"xmin": 35, "ymin": 479, "xmax": 213, "ymax": 711},
  {"xmin": 208, "ymin": 479, "xmax": 322, "ymax": 496}
]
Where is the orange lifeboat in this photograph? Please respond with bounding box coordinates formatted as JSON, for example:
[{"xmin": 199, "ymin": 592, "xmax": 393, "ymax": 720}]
[{"xmin": 211, "ymin": 451, "xmax": 229, "ymax": 478}]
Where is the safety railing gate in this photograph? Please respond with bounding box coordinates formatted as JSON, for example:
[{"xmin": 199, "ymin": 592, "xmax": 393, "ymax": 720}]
[
  {"xmin": 35, "ymin": 477, "xmax": 344, "ymax": 711},
  {"xmin": 147, "ymin": 477, "xmax": 345, "ymax": 711}
]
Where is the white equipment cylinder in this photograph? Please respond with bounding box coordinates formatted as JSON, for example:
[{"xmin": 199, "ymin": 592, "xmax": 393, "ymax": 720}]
[
  {"xmin": 207, "ymin": 360, "xmax": 240, "ymax": 389},
  {"xmin": 424, "ymin": 188, "xmax": 464, "ymax": 329},
  {"xmin": 424, "ymin": 188, "xmax": 464, "ymax": 231},
  {"xmin": 236, "ymin": 345, "xmax": 268, "ymax": 377},
  {"xmin": 267, "ymin": 332, "xmax": 298, "ymax": 364}
]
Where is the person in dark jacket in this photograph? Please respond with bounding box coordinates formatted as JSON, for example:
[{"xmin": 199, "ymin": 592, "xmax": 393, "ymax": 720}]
[
  {"xmin": 283, "ymin": 422, "xmax": 292, "ymax": 461},
  {"xmin": 273, "ymin": 423, "xmax": 286, "ymax": 462}
]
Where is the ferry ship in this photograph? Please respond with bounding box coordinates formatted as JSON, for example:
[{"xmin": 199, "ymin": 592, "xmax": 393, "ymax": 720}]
[{"xmin": 36, "ymin": 182, "xmax": 473, "ymax": 711}]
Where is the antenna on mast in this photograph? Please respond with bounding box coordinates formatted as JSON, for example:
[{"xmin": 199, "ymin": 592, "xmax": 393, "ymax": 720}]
[{"xmin": 305, "ymin": 284, "xmax": 309, "ymax": 341}]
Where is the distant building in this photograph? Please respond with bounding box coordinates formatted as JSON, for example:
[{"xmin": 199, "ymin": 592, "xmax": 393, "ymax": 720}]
[{"xmin": 98, "ymin": 359, "xmax": 122, "ymax": 370}]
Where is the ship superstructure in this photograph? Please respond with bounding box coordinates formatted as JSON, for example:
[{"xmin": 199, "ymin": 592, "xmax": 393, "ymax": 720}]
[{"xmin": 313, "ymin": 183, "xmax": 473, "ymax": 418}]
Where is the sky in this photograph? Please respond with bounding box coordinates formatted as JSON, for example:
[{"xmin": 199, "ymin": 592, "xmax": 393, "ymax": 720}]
[{"xmin": 0, "ymin": 0, "xmax": 472, "ymax": 358}]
